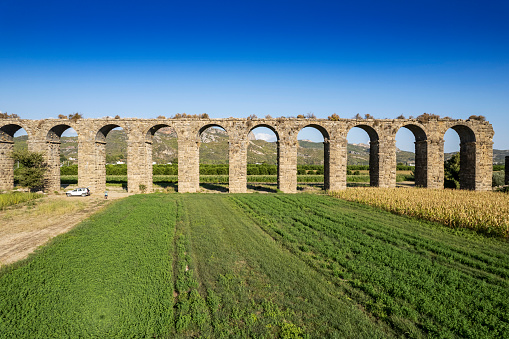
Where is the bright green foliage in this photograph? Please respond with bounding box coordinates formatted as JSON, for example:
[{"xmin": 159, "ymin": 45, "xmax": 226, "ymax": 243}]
[
  {"xmin": 3, "ymin": 194, "xmax": 508, "ymax": 337},
  {"xmin": 493, "ymin": 171, "xmax": 505, "ymax": 187},
  {"xmin": 60, "ymin": 164, "xmax": 78, "ymax": 175},
  {"xmin": 61, "ymin": 163, "xmax": 417, "ymax": 176},
  {"xmin": 59, "ymin": 174, "xmax": 412, "ymax": 187},
  {"xmin": 11, "ymin": 149, "xmax": 48, "ymax": 191},
  {"xmin": 177, "ymin": 194, "xmax": 385, "ymax": 338},
  {"xmin": 0, "ymin": 195, "xmax": 176, "ymax": 338},
  {"xmin": 231, "ymin": 194, "xmax": 509, "ymax": 338},
  {"xmin": 445, "ymin": 152, "xmax": 460, "ymax": 188},
  {"xmin": 0, "ymin": 191, "xmax": 44, "ymax": 209}
]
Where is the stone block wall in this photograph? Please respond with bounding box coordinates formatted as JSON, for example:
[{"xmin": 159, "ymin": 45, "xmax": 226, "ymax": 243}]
[
  {"xmin": 0, "ymin": 117, "xmax": 495, "ymax": 193},
  {"xmin": 0, "ymin": 141, "xmax": 14, "ymax": 191}
]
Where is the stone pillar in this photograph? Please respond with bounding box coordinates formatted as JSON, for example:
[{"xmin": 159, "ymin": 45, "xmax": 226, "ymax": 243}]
[
  {"xmin": 94, "ymin": 141, "xmax": 107, "ymax": 194},
  {"xmin": 377, "ymin": 138, "xmax": 397, "ymax": 188},
  {"xmin": 474, "ymin": 140, "xmax": 493, "ymax": 191},
  {"xmin": 78, "ymin": 140, "xmax": 100, "ymax": 193},
  {"xmin": 0, "ymin": 140, "xmax": 14, "ymax": 191},
  {"xmin": 426, "ymin": 137, "xmax": 445, "ymax": 189},
  {"xmin": 144, "ymin": 141, "xmax": 154, "ymax": 193},
  {"xmin": 45, "ymin": 141, "xmax": 61, "ymax": 192},
  {"xmin": 326, "ymin": 138, "xmax": 347, "ymax": 191},
  {"xmin": 459, "ymin": 141, "xmax": 476, "ymax": 190},
  {"xmin": 229, "ymin": 136, "xmax": 247, "ymax": 193},
  {"xmin": 27, "ymin": 139, "xmax": 55, "ymax": 192},
  {"xmin": 414, "ymin": 140, "xmax": 428, "ymax": 187},
  {"xmin": 178, "ymin": 136, "xmax": 200, "ymax": 193},
  {"xmin": 369, "ymin": 140, "xmax": 380, "ymax": 187},
  {"xmin": 506, "ymin": 156, "xmax": 509, "ymax": 185},
  {"xmin": 277, "ymin": 135, "xmax": 297, "ymax": 193},
  {"xmin": 126, "ymin": 139, "xmax": 148, "ymax": 193}
]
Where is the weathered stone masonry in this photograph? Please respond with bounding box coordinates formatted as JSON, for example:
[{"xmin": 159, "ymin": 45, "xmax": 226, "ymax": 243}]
[{"xmin": 0, "ymin": 117, "xmax": 494, "ymax": 193}]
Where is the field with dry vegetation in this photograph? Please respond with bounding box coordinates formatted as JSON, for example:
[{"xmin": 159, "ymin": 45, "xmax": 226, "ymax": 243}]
[{"xmin": 330, "ymin": 187, "xmax": 509, "ymax": 237}]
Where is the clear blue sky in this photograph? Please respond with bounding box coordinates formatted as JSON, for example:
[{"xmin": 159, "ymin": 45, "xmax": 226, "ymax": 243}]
[{"xmin": 1, "ymin": 0, "xmax": 508, "ymax": 152}]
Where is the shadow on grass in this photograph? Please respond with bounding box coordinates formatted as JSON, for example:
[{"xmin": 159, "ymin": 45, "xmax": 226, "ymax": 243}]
[
  {"xmin": 199, "ymin": 183, "xmax": 229, "ymax": 193},
  {"xmin": 247, "ymin": 183, "xmax": 278, "ymax": 193},
  {"xmin": 347, "ymin": 182, "xmax": 370, "ymax": 187},
  {"xmin": 297, "ymin": 183, "xmax": 324, "ymax": 192}
]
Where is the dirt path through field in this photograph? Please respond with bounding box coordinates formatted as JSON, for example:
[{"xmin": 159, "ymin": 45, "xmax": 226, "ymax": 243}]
[{"xmin": 0, "ymin": 188, "xmax": 132, "ymax": 267}]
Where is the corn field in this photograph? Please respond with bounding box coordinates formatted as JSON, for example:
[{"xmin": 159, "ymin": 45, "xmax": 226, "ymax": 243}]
[
  {"xmin": 0, "ymin": 192, "xmax": 44, "ymax": 210},
  {"xmin": 330, "ymin": 187, "xmax": 509, "ymax": 237}
]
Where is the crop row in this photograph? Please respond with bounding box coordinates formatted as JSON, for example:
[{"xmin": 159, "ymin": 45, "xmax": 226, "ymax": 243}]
[
  {"xmin": 230, "ymin": 194, "xmax": 509, "ymax": 338},
  {"xmin": 330, "ymin": 187, "xmax": 509, "ymax": 237}
]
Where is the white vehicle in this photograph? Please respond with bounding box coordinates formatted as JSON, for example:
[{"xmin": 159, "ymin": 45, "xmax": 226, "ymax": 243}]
[{"xmin": 66, "ymin": 187, "xmax": 91, "ymax": 197}]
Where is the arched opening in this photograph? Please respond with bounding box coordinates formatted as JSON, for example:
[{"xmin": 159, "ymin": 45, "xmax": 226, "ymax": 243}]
[
  {"xmin": 95, "ymin": 124, "xmax": 127, "ymax": 193},
  {"xmin": 247, "ymin": 125, "xmax": 279, "ymax": 193},
  {"xmin": 443, "ymin": 125, "xmax": 476, "ymax": 190},
  {"xmin": 0, "ymin": 124, "xmax": 28, "ymax": 191},
  {"xmin": 296, "ymin": 125, "xmax": 329, "ymax": 191},
  {"xmin": 198, "ymin": 125, "xmax": 229, "ymax": 192},
  {"xmin": 46, "ymin": 124, "xmax": 78, "ymax": 191},
  {"xmin": 146, "ymin": 124, "xmax": 178, "ymax": 192},
  {"xmin": 395, "ymin": 124, "xmax": 427, "ymax": 187},
  {"xmin": 346, "ymin": 125, "xmax": 379, "ymax": 187}
]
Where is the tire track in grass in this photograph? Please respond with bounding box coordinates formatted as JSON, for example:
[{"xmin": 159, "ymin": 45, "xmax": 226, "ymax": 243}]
[
  {"xmin": 183, "ymin": 194, "xmax": 389, "ymax": 338},
  {"xmin": 0, "ymin": 195, "xmax": 177, "ymax": 338},
  {"xmin": 172, "ymin": 195, "xmax": 212, "ymax": 337}
]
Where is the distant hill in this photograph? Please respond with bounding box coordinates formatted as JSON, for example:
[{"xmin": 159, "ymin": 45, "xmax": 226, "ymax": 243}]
[
  {"xmin": 13, "ymin": 128, "xmax": 505, "ymax": 166},
  {"xmin": 493, "ymin": 149, "xmax": 509, "ymax": 164}
]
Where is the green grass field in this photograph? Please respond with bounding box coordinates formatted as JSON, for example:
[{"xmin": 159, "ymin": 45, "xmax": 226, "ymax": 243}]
[{"xmin": 1, "ymin": 194, "xmax": 508, "ymax": 338}]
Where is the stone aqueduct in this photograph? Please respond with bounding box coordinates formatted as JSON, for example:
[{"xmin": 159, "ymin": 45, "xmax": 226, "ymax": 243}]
[{"xmin": 0, "ymin": 117, "xmax": 494, "ymax": 193}]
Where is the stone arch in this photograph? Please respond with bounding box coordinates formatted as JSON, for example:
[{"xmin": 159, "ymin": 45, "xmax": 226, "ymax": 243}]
[
  {"xmin": 198, "ymin": 123, "xmax": 229, "ymax": 192},
  {"xmin": 143, "ymin": 123, "xmax": 178, "ymax": 192},
  {"xmin": 145, "ymin": 123, "xmax": 179, "ymax": 142},
  {"xmin": 96, "ymin": 124, "xmax": 125, "ymax": 143},
  {"xmin": 93, "ymin": 123, "xmax": 128, "ymax": 193},
  {"xmin": 0, "ymin": 123, "xmax": 30, "ymax": 191},
  {"xmin": 47, "ymin": 124, "xmax": 75, "ymax": 141},
  {"xmin": 244, "ymin": 123, "xmax": 280, "ymax": 192},
  {"xmin": 395, "ymin": 123, "xmax": 428, "ymax": 187},
  {"xmin": 296, "ymin": 124, "xmax": 330, "ymax": 191},
  {"xmin": 299, "ymin": 123, "xmax": 330, "ymax": 141},
  {"xmin": 248, "ymin": 123, "xmax": 280, "ymax": 141},
  {"xmin": 1, "ymin": 123, "xmax": 30, "ymax": 142},
  {"xmin": 198, "ymin": 123, "xmax": 228, "ymax": 137},
  {"xmin": 443, "ymin": 124, "xmax": 477, "ymax": 190},
  {"xmin": 352, "ymin": 124, "xmax": 379, "ymax": 141},
  {"xmin": 45, "ymin": 124, "xmax": 78, "ymax": 191},
  {"xmin": 347, "ymin": 124, "xmax": 380, "ymax": 187}
]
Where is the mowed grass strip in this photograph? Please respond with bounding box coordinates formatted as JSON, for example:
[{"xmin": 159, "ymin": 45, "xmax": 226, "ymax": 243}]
[
  {"xmin": 0, "ymin": 195, "xmax": 176, "ymax": 338},
  {"xmin": 180, "ymin": 194, "xmax": 388, "ymax": 338},
  {"xmin": 231, "ymin": 194, "xmax": 509, "ymax": 338}
]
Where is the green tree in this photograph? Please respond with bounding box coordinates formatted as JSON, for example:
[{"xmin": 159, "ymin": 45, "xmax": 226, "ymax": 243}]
[
  {"xmin": 11, "ymin": 149, "xmax": 48, "ymax": 191},
  {"xmin": 444, "ymin": 152, "xmax": 460, "ymax": 188}
]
